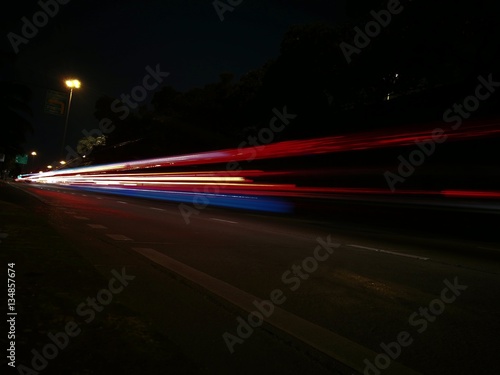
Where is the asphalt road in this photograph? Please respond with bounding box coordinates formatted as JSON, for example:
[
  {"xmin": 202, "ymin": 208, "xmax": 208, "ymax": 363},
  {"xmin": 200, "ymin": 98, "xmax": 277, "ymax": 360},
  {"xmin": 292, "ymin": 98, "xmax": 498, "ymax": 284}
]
[{"xmin": 6, "ymin": 182, "xmax": 500, "ymax": 375}]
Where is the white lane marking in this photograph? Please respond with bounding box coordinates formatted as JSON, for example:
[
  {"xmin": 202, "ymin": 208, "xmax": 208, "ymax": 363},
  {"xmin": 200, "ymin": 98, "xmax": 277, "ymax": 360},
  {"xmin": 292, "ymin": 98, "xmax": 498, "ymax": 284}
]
[
  {"xmin": 87, "ymin": 224, "xmax": 107, "ymax": 229},
  {"xmin": 82, "ymin": 194, "xmax": 87, "ymax": 197},
  {"xmin": 117, "ymin": 201, "xmax": 127, "ymax": 204},
  {"xmin": 96, "ymin": 197, "xmax": 103, "ymax": 200},
  {"xmin": 210, "ymin": 218, "xmax": 238, "ymax": 224},
  {"xmin": 106, "ymin": 234, "xmax": 132, "ymax": 241},
  {"xmin": 74, "ymin": 216, "xmax": 89, "ymax": 220},
  {"xmin": 132, "ymin": 247, "xmax": 155, "ymax": 252},
  {"xmin": 347, "ymin": 244, "xmax": 429, "ymax": 261},
  {"xmin": 131, "ymin": 247, "xmax": 421, "ymax": 375},
  {"xmin": 132, "ymin": 241, "xmax": 174, "ymax": 245},
  {"xmin": 150, "ymin": 207, "xmax": 165, "ymax": 211}
]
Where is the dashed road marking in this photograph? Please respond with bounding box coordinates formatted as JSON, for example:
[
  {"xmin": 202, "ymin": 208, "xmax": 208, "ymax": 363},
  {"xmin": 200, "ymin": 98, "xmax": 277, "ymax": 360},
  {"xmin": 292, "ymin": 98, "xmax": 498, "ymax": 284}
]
[
  {"xmin": 210, "ymin": 218, "xmax": 238, "ymax": 224},
  {"xmin": 132, "ymin": 241, "xmax": 174, "ymax": 245},
  {"xmin": 477, "ymin": 246, "xmax": 499, "ymax": 251},
  {"xmin": 106, "ymin": 234, "xmax": 132, "ymax": 241},
  {"xmin": 347, "ymin": 244, "xmax": 429, "ymax": 261},
  {"xmin": 87, "ymin": 224, "xmax": 107, "ymax": 229}
]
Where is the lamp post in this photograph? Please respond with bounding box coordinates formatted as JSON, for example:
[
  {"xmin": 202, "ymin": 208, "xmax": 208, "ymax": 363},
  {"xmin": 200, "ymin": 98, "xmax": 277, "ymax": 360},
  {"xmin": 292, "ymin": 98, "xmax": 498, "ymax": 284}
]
[
  {"xmin": 61, "ymin": 79, "xmax": 81, "ymax": 158},
  {"xmin": 29, "ymin": 151, "xmax": 37, "ymax": 173}
]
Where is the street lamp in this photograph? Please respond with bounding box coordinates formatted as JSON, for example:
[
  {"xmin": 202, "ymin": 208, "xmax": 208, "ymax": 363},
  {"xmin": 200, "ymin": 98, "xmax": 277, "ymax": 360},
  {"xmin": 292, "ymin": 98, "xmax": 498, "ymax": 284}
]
[{"xmin": 61, "ymin": 79, "xmax": 81, "ymax": 157}]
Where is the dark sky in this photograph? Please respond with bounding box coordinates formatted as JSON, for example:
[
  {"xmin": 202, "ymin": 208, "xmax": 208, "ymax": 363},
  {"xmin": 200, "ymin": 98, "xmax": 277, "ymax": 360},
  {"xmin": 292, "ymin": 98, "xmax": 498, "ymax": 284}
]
[{"xmin": 2, "ymin": 0, "xmax": 347, "ymax": 167}]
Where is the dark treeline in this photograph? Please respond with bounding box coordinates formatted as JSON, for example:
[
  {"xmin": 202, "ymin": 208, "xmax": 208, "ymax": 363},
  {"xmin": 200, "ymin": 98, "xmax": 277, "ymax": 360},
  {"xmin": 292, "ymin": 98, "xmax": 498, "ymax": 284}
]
[
  {"xmin": 3, "ymin": 0, "xmax": 500, "ymax": 167},
  {"xmin": 85, "ymin": 0, "xmax": 500, "ymax": 164},
  {"xmin": 0, "ymin": 78, "xmax": 33, "ymax": 175}
]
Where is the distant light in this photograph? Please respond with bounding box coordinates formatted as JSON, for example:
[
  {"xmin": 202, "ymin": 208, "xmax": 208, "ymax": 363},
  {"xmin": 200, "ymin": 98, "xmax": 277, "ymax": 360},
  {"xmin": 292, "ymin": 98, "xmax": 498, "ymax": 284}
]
[
  {"xmin": 39, "ymin": 171, "xmax": 43, "ymax": 174},
  {"xmin": 47, "ymin": 165, "xmax": 53, "ymax": 169},
  {"xmin": 59, "ymin": 161, "xmax": 66, "ymax": 165},
  {"xmin": 82, "ymin": 155, "xmax": 86, "ymax": 158},
  {"xmin": 31, "ymin": 151, "xmax": 37, "ymax": 156}
]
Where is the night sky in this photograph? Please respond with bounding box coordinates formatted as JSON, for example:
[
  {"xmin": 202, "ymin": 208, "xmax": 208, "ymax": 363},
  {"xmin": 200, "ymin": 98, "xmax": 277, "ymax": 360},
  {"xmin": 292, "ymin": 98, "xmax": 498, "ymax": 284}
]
[{"xmin": 2, "ymin": 0, "xmax": 346, "ymax": 167}]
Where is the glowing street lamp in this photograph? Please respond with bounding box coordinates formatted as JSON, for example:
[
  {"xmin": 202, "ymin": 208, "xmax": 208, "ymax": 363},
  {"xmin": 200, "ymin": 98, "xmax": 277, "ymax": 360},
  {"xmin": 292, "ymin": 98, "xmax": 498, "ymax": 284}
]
[
  {"xmin": 65, "ymin": 79, "xmax": 81, "ymax": 89},
  {"xmin": 61, "ymin": 79, "xmax": 81, "ymax": 157},
  {"xmin": 47, "ymin": 165, "xmax": 53, "ymax": 169},
  {"xmin": 59, "ymin": 160, "xmax": 66, "ymax": 165},
  {"xmin": 31, "ymin": 151, "xmax": 37, "ymax": 156}
]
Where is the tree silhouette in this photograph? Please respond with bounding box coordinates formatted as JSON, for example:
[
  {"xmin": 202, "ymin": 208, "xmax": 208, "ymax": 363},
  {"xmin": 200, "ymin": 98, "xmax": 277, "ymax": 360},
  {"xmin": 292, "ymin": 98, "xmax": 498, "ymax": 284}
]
[
  {"xmin": 87, "ymin": 1, "xmax": 500, "ymax": 162},
  {"xmin": 0, "ymin": 81, "xmax": 33, "ymax": 156}
]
